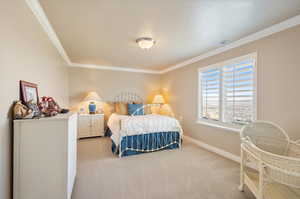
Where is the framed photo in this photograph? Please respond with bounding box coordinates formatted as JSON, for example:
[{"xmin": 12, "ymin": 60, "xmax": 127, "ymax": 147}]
[{"xmin": 20, "ymin": 80, "xmax": 39, "ymax": 104}]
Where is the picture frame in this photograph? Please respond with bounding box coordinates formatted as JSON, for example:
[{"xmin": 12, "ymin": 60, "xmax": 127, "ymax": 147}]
[{"xmin": 20, "ymin": 80, "xmax": 39, "ymax": 104}]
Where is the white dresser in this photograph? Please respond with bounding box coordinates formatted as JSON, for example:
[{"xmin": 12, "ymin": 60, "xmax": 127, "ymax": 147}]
[
  {"xmin": 78, "ymin": 114, "xmax": 104, "ymax": 138},
  {"xmin": 13, "ymin": 113, "xmax": 77, "ymax": 199}
]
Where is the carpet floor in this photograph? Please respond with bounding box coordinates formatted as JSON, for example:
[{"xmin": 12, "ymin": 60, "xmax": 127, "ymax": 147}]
[{"xmin": 72, "ymin": 137, "xmax": 255, "ymax": 199}]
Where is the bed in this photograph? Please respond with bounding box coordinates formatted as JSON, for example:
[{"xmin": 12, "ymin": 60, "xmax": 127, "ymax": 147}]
[{"xmin": 106, "ymin": 92, "xmax": 183, "ymax": 157}]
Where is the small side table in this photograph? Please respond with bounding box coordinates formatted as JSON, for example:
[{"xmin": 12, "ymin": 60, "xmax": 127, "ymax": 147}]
[{"xmin": 78, "ymin": 114, "xmax": 104, "ymax": 139}]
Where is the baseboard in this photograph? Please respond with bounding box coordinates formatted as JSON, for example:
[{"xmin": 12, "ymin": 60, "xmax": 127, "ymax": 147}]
[
  {"xmin": 184, "ymin": 135, "xmax": 241, "ymax": 163},
  {"xmin": 184, "ymin": 135, "xmax": 257, "ymax": 170}
]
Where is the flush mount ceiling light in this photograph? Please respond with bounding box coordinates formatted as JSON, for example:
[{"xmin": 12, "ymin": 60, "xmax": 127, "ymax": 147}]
[{"xmin": 136, "ymin": 37, "xmax": 155, "ymax": 50}]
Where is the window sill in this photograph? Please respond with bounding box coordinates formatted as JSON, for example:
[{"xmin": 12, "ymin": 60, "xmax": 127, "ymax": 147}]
[{"xmin": 196, "ymin": 119, "xmax": 242, "ymax": 133}]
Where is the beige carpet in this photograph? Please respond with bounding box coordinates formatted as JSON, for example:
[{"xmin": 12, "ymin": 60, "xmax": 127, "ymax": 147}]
[{"xmin": 72, "ymin": 137, "xmax": 255, "ymax": 199}]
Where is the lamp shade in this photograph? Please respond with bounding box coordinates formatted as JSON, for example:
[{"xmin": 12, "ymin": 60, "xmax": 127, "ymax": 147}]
[
  {"xmin": 152, "ymin": 94, "xmax": 165, "ymax": 104},
  {"xmin": 83, "ymin": 91, "xmax": 102, "ymax": 102}
]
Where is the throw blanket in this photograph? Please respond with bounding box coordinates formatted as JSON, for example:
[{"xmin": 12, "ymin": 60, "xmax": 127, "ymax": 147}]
[{"xmin": 108, "ymin": 113, "xmax": 183, "ymax": 146}]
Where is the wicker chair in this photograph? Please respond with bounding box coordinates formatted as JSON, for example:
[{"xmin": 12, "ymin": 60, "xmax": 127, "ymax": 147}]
[{"xmin": 239, "ymin": 121, "xmax": 300, "ymax": 199}]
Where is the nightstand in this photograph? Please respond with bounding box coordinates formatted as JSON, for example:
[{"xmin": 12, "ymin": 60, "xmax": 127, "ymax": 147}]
[{"xmin": 78, "ymin": 114, "xmax": 104, "ymax": 139}]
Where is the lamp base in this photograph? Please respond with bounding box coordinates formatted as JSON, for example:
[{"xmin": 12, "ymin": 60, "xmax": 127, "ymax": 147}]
[{"xmin": 88, "ymin": 102, "xmax": 97, "ymax": 114}]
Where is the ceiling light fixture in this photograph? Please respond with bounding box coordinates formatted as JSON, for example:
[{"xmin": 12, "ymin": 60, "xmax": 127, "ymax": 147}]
[{"xmin": 136, "ymin": 37, "xmax": 155, "ymax": 50}]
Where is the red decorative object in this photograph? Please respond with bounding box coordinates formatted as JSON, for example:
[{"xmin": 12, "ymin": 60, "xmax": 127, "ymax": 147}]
[{"xmin": 39, "ymin": 96, "xmax": 61, "ymax": 117}]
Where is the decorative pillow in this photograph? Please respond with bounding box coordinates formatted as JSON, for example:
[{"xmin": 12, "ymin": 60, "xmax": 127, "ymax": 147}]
[
  {"xmin": 102, "ymin": 102, "xmax": 115, "ymax": 127},
  {"xmin": 115, "ymin": 102, "xmax": 128, "ymax": 115},
  {"xmin": 128, "ymin": 104, "xmax": 144, "ymax": 115},
  {"xmin": 144, "ymin": 105, "xmax": 152, "ymax": 115}
]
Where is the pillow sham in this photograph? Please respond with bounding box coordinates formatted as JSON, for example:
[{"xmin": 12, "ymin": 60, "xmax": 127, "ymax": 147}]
[
  {"xmin": 128, "ymin": 104, "xmax": 144, "ymax": 115},
  {"xmin": 115, "ymin": 102, "xmax": 128, "ymax": 115},
  {"xmin": 159, "ymin": 104, "xmax": 175, "ymax": 117},
  {"xmin": 102, "ymin": 102, "xmax": 115, "ymax": 124}
]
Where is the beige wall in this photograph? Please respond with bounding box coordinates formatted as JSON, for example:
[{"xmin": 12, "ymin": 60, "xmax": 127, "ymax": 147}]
[
  {"xmin": 68, "ymin": 67, "xmax": 161, "ymax": 111},
  {"xmin": 0, "ymin": 1, "xmax": 69, "ymax": 199},
  {"xmin": 161, "ymin": 25, "xmax": 300, "ymax": 156},
  {"xmin": 69, "ymin": 25, "xmax": 300, "ymax": 157}
]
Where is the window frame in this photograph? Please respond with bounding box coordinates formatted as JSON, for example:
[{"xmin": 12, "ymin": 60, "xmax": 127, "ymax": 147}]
[{"xmin": 197, "ymin": 53, "xmax": 257, "ymax": 132}]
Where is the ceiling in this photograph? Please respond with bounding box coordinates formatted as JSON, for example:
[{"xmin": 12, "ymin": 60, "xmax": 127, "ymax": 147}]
[{"xmin": 39, "ymin": 0, "xmax": 300, "ymax": 71}]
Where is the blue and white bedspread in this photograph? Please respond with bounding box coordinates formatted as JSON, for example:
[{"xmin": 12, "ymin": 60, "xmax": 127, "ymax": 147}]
[{"xmin": 107, "ymin": 113, "xmax": 183, "ymax": 156}]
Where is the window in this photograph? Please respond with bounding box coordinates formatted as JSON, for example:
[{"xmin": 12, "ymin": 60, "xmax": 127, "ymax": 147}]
[{"xmin": 198, "ymin": 53, "xmax": 257, "ymax": 130}]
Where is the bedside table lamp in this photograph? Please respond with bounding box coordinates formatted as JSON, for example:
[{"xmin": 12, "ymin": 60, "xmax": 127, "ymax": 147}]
[
  {"xmin": 152, "ymin": 94, "xmax": 165, "ymax": 114},
  {"xmin": 83, "ymin": 91, "xmax": 102, "ymax": 114},
  {"xmin": 152, "ymin": 94, "xmax": 165, "ymax": 105}
]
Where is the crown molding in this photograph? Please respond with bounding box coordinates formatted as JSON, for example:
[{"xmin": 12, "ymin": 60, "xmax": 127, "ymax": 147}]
[
  {"xmin": 69, "ymin": 62, "xmax": 161, "ymax": 74},
  {"xmin": 25, "ymin": 0, "xmax": 71, "ymax": 65},
  {"xmin": 25, "ymin": 0, "xmax": 300, "ymax": 75},
  {"xmin": 25, "ymin": 0, "xmax": 160, "ymax": 74},
  {"xmin": 160, "ymin": 14, "xmax": 300, "ymax": 74}
]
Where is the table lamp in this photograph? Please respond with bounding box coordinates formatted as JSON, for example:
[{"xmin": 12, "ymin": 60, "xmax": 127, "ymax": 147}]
[
  {"xmin": 152, "ymin": 94, "xmax": 165, "ymax": 104},
  {"xmin": 83, "ymin": 91, "xmax": 102, "ymax": 114},
  {"xmin": 152, "ymin": 94, "xmax": 165, "ymax": 114}
]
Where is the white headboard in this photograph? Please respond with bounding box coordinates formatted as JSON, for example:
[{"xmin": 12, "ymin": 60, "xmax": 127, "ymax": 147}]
[{"xmin": 113, "ymin": 92, "xmax": 144, "ymax": 104}]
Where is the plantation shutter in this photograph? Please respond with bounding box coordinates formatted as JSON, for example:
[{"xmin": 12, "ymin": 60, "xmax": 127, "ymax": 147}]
[
  {"xmin": 201, "ymin": 68, "xmax": 221, "ymax": 121},
  {"xmin": 222, "ymin": 59, "xmax": 255, "ymax": 124}
]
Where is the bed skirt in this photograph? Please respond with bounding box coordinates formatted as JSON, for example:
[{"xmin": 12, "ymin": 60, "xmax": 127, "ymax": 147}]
[{"xmin": 110, "ymin": 131, "xmax": 181, "ymax": 157}]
